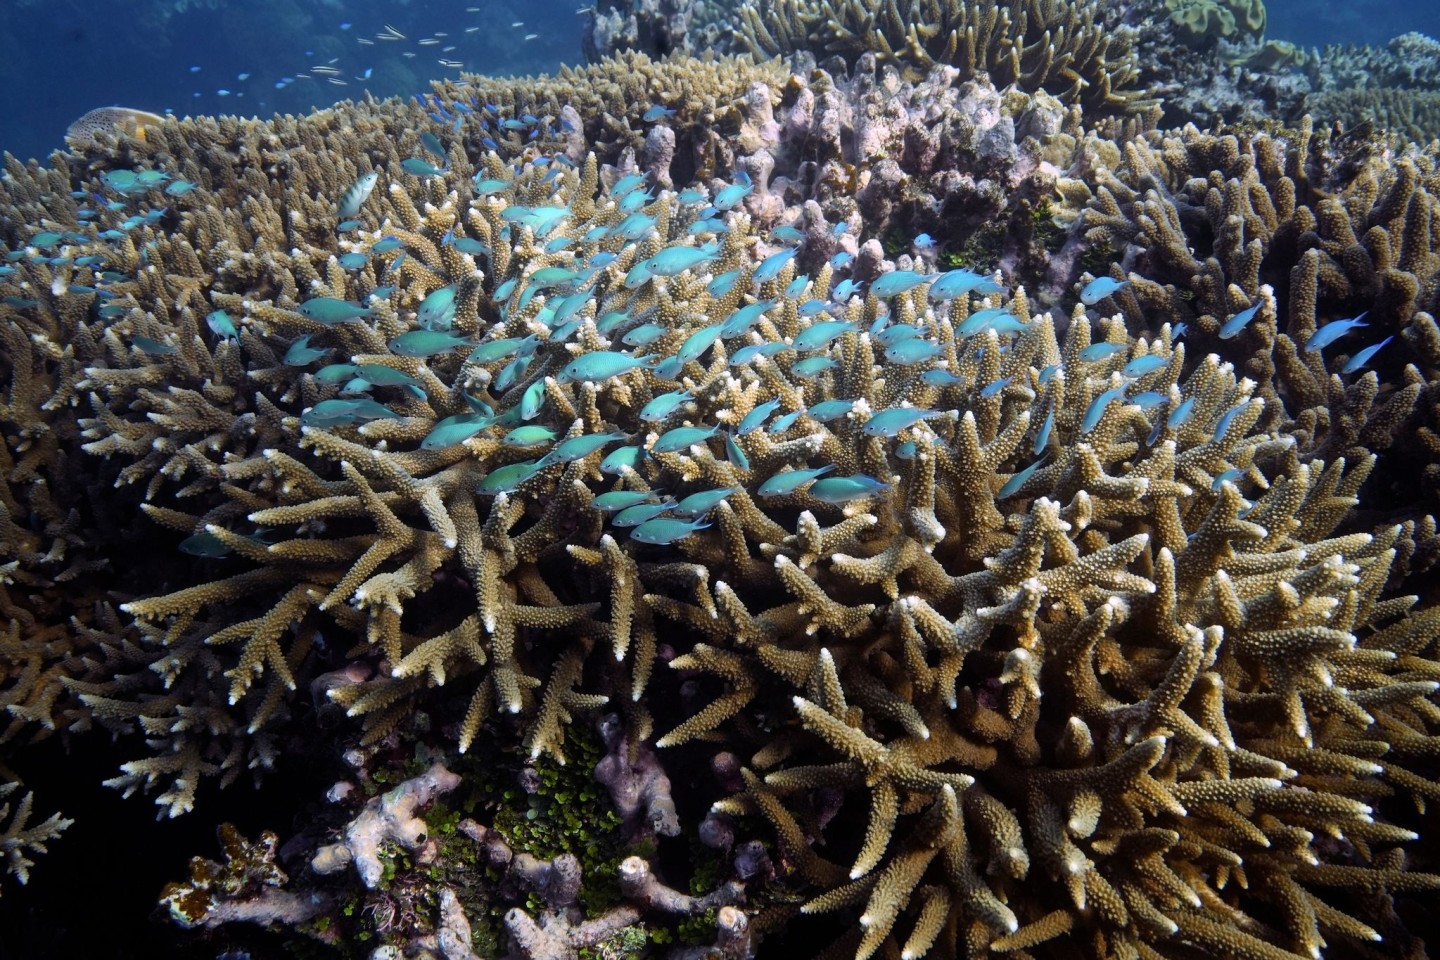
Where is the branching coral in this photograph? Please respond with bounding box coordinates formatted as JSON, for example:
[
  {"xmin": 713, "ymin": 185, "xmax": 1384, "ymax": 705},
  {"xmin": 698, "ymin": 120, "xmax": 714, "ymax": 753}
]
[
  {"xmin": 734, "ymin": 0, "xmax": 1149, "ymax": 113},
  {"xmin": 0, "ymin": 43, "xmax": 1438, "ymax": 960}
]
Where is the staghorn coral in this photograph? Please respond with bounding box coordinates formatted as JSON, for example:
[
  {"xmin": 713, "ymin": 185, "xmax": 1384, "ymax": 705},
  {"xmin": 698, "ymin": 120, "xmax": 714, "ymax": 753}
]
[
  {"xmin": 0, "ymin": 48, "xmax": 1438, "ymax": 960},
  {"xmin": 733, "ymin": 0, "xmax": 1149, "ymax": 113},
  {"xmin": 0, "ymin": 781, "xmax": 70, "ymax": 892}
]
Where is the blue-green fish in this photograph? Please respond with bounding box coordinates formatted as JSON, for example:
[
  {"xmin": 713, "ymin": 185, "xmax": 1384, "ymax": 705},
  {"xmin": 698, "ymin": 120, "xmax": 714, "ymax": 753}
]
[
  {"xmin": 757, "ymin": 465, "xmax": 835, "ymax": 497},
  {"xmin": 132, "ymin": 334, "xmax": 176, "ymax": 355},
  {"xmin": 401, "ymin": 157, "xmax": 445, "ymax": 178},
  {"xmin": 372, "ymin": 236, "xmax": 403, "ymax": 254},
  {"xmin": 1081, "ymin": 387, "xmax": 1125, "ymax": 432},
  {"xmin": 652, "ymin": 425, "xmax": 719, "ymax": 454},
  {"xmin": 1033, "ymin": 409, "xmax": 1054, "ymax": 454},
  {"xmin": 885, "ymin": 338, "xmax": 942, "ymax": 364},
  {"xmin": 630, "ymin": 516, "xmax": 710, "ymax": 545},
  {"xmin": 730, "ymin": 342, "xmax": 788, "ymax": 365},
  {"xmin": 519, "ymin": 378, "xmax": 547, "ymax": 420},
  {"xmin": 389, "ymin": 329, "xmax": 473, "ymax": 357},
  {"xmin": 792, "ymin": 356, "xmax": 838, "ymax": 378},
  {"xmin": 419, "ymin": 131, "xmax": 447, "ymax": 160},
  {"xmin": 929, "ymin": 269, "xmax": 1006, "ymax": 300},
  {"xmin": 558, "ymin": 351, "xmax": 658, "ymax": 383},
  {"xmin": 1212, "ymin": 401, "xmax": 1250, "ymax": 441},
  {"xmin": 1121, "ymin": 355, "xmax": 1167, "ymax": 377},
  {"xmin": 713, "ymin": 179, "xmax": 752, "ymax": 211},
  {"xmin": 641, "ymin": 105, "xmax": 676, "ymax": 122},
  {"xmin": 600, "ymin": 445, "xmax": 643, "ymax": 474},
  {"xmin": 612, "ymin": 173, "xmax": 648, "ymax": 196},
  {"xmin": 355, "ymin": 364, "xmax": 422, "ymax": 388},
  {"xmin": 862, "ymin": 407, "xmax": 946, "ymax": 437},
  {"xmin": 719, "ymin": 300, "xmax": 775, "ymax": 338},
  {"xmin": 206, "ymin": 310, "xmax": 238, "ymax": 339},
  {"xmin": 1079, "ymin": 342, "xmax": 1126, "ymax": 361},
  {"xmin": 737, "ymin": 398, "xmax": 782, "ymax": 435},
  {"xmin": 707, "ymin": 270, "xmax": 742, "ymax": 297},
  {"xmin": 337, "ymin": 171, "xmax": 379, "ymax": 219},
  {"xmin": 1340, "ymin": 336, "xmax": 1392, "ymax": 374},
  {"xmin": 551, "ymin": 432, "xmax": 627, "ymax": 463},
  {"xmin": 640, "ymin": 389, "xmax": 693, "ymax": 422},
  {"xmin": 1079, "ymin": 276, "xmax": 1128, "ymax": 305},
  {"xmin": 314, "ymin": 363, "xmax": 360, "ymax": 382},
  {"xmin": 417, "ymin": 285, "xmax": 458, "ymax": 330},
  {"xmin": 502, "ymin": 425, "xmax": 558, "ymax": 447},
  {"xmin": 612, "ymin": 500, "xmax": 677, "ymax": 527},
  {"xmin": 1218, "ymin": 303, "xmax": 1261, "ymax": 339},
  {"xmin": 477, "ymin": 459, "xmax": 548, "ymax": 494},
  {"xmin": 1167, "ymin": 396, "xmax": 1196, "ymax": 429},
  {"xmin": 1212, "ymin": 468, "xmax": 1245, "ymax": 491},
  {"xmin": 298, "ymin": 297, "xmax": 373, "ymax": 324},
  {"xmin": 421, "ymin": 414, "xmax": 492, "ymax": 449},
  {"xmin": 792, "ymin": 320, "xmax": 856, "ymax": 353},
  {"xmin": 642, "ymin": 243, "xmax": 719, "ymax": 277},
  {"xmin": 808, "ymin": 475, "xmax": 889, "ymax": 504},
  {"xmin": 724, "ymin": 432, "xmax": 750, "ymax": 470},
  {"xmin": 467, "ymin": 336, "xmax": 536, "ymax": 363},
  {"xmin": 769, "ymin": 410, "xmax": 803, "ymax": 433},
  {"xmin": 672, "ymin": 486, "xmax": 739, "ymax": 519},
  {"xmin": 1305, "ymin": 312, "xmax": 1369, "ymax": 351},
  {"xmin": 979, "ymin": 377, "xmax": 1013, "ymax": 399},
  {"xmin": 870, "ymin": 270, "xmax": 932, "ymax": 298},
  {"xmin": 338, "ymin": 252, "xmax": 370, "ymax": 271},
  {"xmin": 593, "ymin": 490, "xmax": 662, "ymax": 512},
  {"xmin": 301, "ymin": 398, "xmax": 400, "ymax": 427},
  {"xmin": 676, "ymin": 324, "xmax": 724, "ymax": 364},
  {"xmin": 753, "ymin": 247, "xmax": 798, "ymax": 284},
  {"xmin": 623, "ymin": 323, "xmax": 669, "ymax": 348},
  {"xmin": 807, "ymin": 399, "xmax": 855, "ymax": 422},
  {"xmin": 474, "ymin": 178, "xmax": 511, "ymax": 196},
  {"xmin": 998, "ymin": 458, "xmax": 1047, "ymax": 498}
]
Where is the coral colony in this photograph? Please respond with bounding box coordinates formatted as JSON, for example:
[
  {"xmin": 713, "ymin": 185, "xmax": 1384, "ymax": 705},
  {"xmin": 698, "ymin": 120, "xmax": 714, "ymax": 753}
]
[{"xmin": 3, "ymin": 0, "xmax": 1440, "ymax": 957}]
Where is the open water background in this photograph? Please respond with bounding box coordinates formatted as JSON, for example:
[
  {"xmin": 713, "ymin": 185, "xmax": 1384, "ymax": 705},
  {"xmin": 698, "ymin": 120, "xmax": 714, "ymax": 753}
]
[{"xmin": 1, "ymin": 0, "xmax": 1439, "ymax": 162}]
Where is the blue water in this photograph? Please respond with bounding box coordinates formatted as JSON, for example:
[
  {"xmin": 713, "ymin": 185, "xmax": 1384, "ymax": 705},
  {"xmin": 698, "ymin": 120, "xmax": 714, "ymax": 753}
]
[{"xmin": 0, "ymin": 0, "xmax": 1438, "ymax": 161}]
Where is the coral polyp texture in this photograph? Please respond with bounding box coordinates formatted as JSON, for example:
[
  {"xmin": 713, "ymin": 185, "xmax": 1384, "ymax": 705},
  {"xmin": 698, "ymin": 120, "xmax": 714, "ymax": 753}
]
[{"xmin": 1, "ymin": 33, "xmax": 1439, "ymax": 960}]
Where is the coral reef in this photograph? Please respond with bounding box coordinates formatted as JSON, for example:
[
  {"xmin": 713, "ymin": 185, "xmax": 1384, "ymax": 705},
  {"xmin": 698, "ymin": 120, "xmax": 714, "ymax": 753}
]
[
  {"xmin": 0, "ymin": 20, "xmax": 1439, "ymax": 960},
  {"xmin": 734, "ymin": 0, "xmax": 1149, "ymax": 113}
]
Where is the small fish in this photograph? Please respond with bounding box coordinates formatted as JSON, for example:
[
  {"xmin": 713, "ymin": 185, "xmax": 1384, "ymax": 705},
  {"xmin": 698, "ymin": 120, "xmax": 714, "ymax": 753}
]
[
  {"xmin": 769, "ymin": 410, "xmax": 803, "ymax": 433},
  {"xmin": 730, "ymin": 342, "xmax": 790, "ymax": 365},
  {"xmin": 754, "ymin": 247, "xmax": 799, "ymax": 284},
  {"xmin": 707, "ymin": 270, "xmax": 743, "ymax": 297},
  {"xmin": 630, "ymin": 516, "xmax": 710, "ymax": 545},
  {"xmin": 372, "ymin": 236, "xmax": 403, "ymax": 254},
  {"xmin": 1218, "ymin": 303, "xmax": 1261, "ymax": 339},
  {"xmin": 870, "ymin": 270, "xmax": 932, "ymax": 298},
  {"xmin": 164, "ymin": 180, "xmax": 197, "ymax": 196},
  {"xmin": 179, "ymin": 531, "xmax": 231, "ymax": 558},
  {"xmin": 792, "ymin": 320, "xmax": 857, "ymax": 353},
  {"xmin": 773, "ymin": 225, "xmax": 805, "ymax": 244},
  {"xmin": 675, "ymin": 324, "xmax": 725, "ymax": 364},
  {"xmin": 713, "ymin": 180, "xmax": 752, "ymax": 211},
  {"xmin": 1081, "ymin": 387, "xmax": 1125, "ymax": 433},
  {"xmin": 314, "ymin": 363, "xmax": 360, "ymax": 382},
  {"xmin": 1130, "ymin": 391, "xmax": 1168, "ymax": 410},
  {"xmin": 593, "ymin": 490, "xmax": 662, "ymax": 512},
  {"xmin": 792, "ymin": 356, "xmax": 839, "ymax": 378},
  {"xmin": 416, "ymin": 285, "xmax": 458, "ymax": 330},
  {"xmin": 1167, "ymin": 396, "xmax": 1196, "ymax": 430},
  {"xmin": 613, "ymin": 500, "xmax": 678, "ymax": 527},
  {"xmin": 1304, "ymin": 311, "xmax": 1369, "ymax": 351},
  {"xmin": 600, "ymin": 445, "xmax": 643, "ymax": 475},
  {"xmin": 206, "ymin": 309, "xmax": 238, "ymax": 339},
  {"xmin": 421, "ymin": 413, "xmax": 492, "ymax": 449},
  {"xmin": 551, "ymin": 432, "xmax": 627, "ymax": 462},
  {"xmin": 737, "ymin": 398, "xmax": 782, "ymax": 435},
  {"xmin": 502, "ymin": 425, "xmax": 558, "ymax": 448},
  {"xmin": 401, "ymin": 157, "xmax": 446, "ymax": 178},
  {"xmin": 829, "ymin": 251, "xmax": 854, "ymax": 270},
  {"xmin": 997, "ymin": 458, "xmax": 1047, "ymax": 498},
  {"xmin": 724, "ymin": 431, "xmax": 750, "ymax": 471},
  {"xmin": 913, "ymin": 233, "xmax": 935, "ymax": 250},
  {"xmin": 808, "ymin": 475, "xmax": 890, "ymax": 504},
  {"xmin": 921, "ymin": 369, "xmax": 963, "ymax": 386},
  {"xmin": 131, "ymin": 334, "xmax": 176, "ymax": 355},
  {"xmin": 757, "ymin": 465, "xmax": 835, "ymax": 497},
  {"xmin": 1121, "ymin": 355, "xmax": 1167, "ymax": 378},
  {"xmin": 338, "ymin": 252, "xmax": 369, "ymax": 271},
  {"xmin": 979, "ymin": 377, "xmax": 1012, "ymax": 399},
  {"xmin": 1033, "ymin": 409, "xmax": 1054, "ymax": 454},
  {"xmin": 928, "ymin": 269, "xmax": 1002, "ymax": 300},
  {"xmin": 1079, "ymin": 276, "xmax": 1128, "ymax": 305},
  {"xmin": 672, "ymin": 486, "xmax": 739, "ymax": 519},
  {"xmin": 557, "ymin": 351, "xmax": 658, "ymax": 383},
  {"xmin": 641, "ymin": 104, "xmax": 676, "ymax": 122},
  {"xmin": 467, "ymin": 335, "xmax": 536, "ymax": 363},
  {"xmin": 640, "ymin": 389, "xmax": 693, "ymax": 422},
  {"xmin": 298, "ymin": 297, "xmax": 373, "ymax": 324},
  {"xmin": 1079, "ymin": 342, "xmax": 1126, "ymax": 362},
  {"xmin": 388, "ymin": 329, "xmax": 473, "ymax": 357},
  {"xmin": 474, "ymin": 178, "xmax": 511, "ymax": 196},
  {"xmin": 477, "ymin": 459, "xmax": 548, "ymax": 494},
  {"xmin": 653, "ymin": 425, "xmax": 719, "ymax": 454},
  {"xmin": 862, "ymin": 407, "xmax": 947, "ymax": 438},
  {"xmin": 354, "ymin": 364, "xmax": 422, "ymax": 390},
  {"xmin": 678, "ymin": 188, "xmax": 707, "ymax": 204},
  {"xmin": 301, "ymin": 398, "xmax": 400, "ymax": 426},
  {"xmin": 1212, "ymin": 468, "xmax": 1245, "ymax": 491},
  {"xmin": 519, "ymin": 379, "xmax": 547, "ymax": 419},
  {"xmin": 956, "ymin": 307, "xmax": 1020, "ymax": 339},
  {"xmin": 1212, "ymin": 401, "xmax": 1250, "ymax": 441},
  {"xmin": 644, "ymin": 243, "xmax": 719, "ymax": 278},
  {"xmin": 419, "ymin": 131, "xmax": 447, "ymax": 160},
  {"xmin": 720, "ymin": 300, "xmax": 776, "ymax": 338},
  {"xmin": 337, "ymin": 171, "xmax": 379, "ymax": 219},
  {"xmin": 1340, "ymin": 336, "xmax": 1393, "ymax": 374},
  {"xmin": 885, "ymin": 338, "xmax": 943, "ymax": 365}
]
